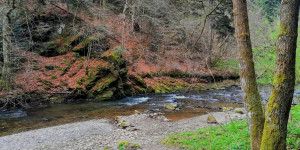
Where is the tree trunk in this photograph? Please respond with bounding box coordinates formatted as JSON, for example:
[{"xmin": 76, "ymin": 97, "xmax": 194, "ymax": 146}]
[
  {"xmin": 232, "ymin": 0, "xmax": 265, "ymax": 149},
  {"xmin": 1, "ymin": 4, "xmax": 14, "ymax": 91},
  {"xmin": 122, "ymin": 0, "xmax": 128, "ymax": 49},
  {"xmin": 131, "ymin": 0, "xmax": 136, "ymax": 32},
  {"xmin": 261, "ymin": 0, "xmax": 299, "ymax": 149}
]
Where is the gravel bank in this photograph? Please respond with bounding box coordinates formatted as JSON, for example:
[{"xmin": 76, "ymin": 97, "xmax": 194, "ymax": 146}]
[{"xmin": 0, "ymin": 110, "xmax": 246, "ymax": 150}]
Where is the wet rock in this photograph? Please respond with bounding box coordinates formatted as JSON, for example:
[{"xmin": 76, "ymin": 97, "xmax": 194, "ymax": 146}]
[
  {"xmin": 134, "ymin": 110, "xmax": 141, "ymax": 115},
  {"xmin": 222, "ymin": 107, "xmax": 233, "ymax": 112},
  {"xmin": 38, "ymin": 104, "xmax": 48, "ymax": 108},
  {"xmin": 72, "ymin": 116, "xmax": 87, "ymax": 119},
  {"xmin": 144, "ymin": 109, "xmax": 160, "ymax": 114},
  {"xmin": 207, "ymin": 114, "xmax": 218, "ymax": 124},
  {"xmin": 0, "ymin": 127, "xmax": 5, "ymax": 130},
  {"xmin": 120, "ymin": 122, "xmax": 132, "ymax": 129},
  {"xmin": 148, "ymin": 112, "xmax": 164, "ymax": 117},
  {"xmin": 164, "ymin": 104, "xmax": 177, "ymax": 110},
  {"xmin": 234, "ymin": 108, "xmax": 245, "ymax": 114},
  {"xmin": 42, "ymin": 118, "xmax": 51, "ymax": 122},
  {"xmin": 163, "ymin": 118, "xmax": 170, "ymax": 122},
  {"xmin": 95, "ymin": 88, "xmax": 116, "ymax": 101},
  {"xmin": 49, "ymin": 96, "xmax": 64, "ymax": 103},
  {"xmin": 0, "ymin": 109, "xmax": 28, "ymax": 118}
]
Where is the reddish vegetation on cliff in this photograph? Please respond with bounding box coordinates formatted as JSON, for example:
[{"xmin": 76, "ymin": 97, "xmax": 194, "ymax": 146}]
[{"xmin": 11, "ymin": 1, "xmax": 237, "ymax": 94}]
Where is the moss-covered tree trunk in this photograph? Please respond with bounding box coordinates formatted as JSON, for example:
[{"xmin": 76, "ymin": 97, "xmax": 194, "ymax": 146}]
[
  {"xmin": 232, "ymin": 0, "xmax": 265, "ymax": 149},
  {"xmin": 261, "ymin": 0, "xmax": 299, "ymax": 149},
  {"xmin": 1, "ymin": 1, "xmax": 15, "ymax": 91}
]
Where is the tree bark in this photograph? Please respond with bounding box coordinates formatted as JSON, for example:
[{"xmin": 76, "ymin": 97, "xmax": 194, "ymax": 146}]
[
  {"xmin": 232, "ymin": 0, "xmax": 265, "ymax": 149},
  {"xmin": 261, "ymin": 0, "xmax": 299, "ymax": 149},
  {"xmin": 122, "ymin": 0, "xmax": 128, "ymax": 49},
  {"xmin": 1, "ymin": 2, "xmax": 15, "ymax": 91}
]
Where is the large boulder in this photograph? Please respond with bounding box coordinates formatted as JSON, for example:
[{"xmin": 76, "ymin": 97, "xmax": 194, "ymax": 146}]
[{"xmin": 73, "ymin": 46, "xmax": 131, "ymax": 101}]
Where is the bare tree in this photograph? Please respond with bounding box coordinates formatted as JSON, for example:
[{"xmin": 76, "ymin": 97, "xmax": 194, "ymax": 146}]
[
  {"xmin": 122, "ymin": 0, "xmax": 128, "ymax": 49},
  {"xmin": 1, "ymin": 0, "xmax": 16, "ymax": 91}
]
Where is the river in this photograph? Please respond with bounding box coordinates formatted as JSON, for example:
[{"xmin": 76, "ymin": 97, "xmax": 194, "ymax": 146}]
[{"xmin": 0, "ymin": 85, "xmax": 299, "ymax": 136}]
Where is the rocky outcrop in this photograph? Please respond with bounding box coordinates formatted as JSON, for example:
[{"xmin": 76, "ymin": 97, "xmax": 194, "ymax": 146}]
[{"xmin": 71, "ymin": 46, "xmax": 130, "ymax": 101}]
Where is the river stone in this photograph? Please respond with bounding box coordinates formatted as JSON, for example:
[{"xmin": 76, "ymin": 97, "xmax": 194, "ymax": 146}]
[
  {"xmin": 222, "ymin": 107, "xmax": 233, "ymax": 112},
  {"xmin": 207, "ymin": 114, "xmax": 218, "ymax": 124},
  {"xmin": 120, "ymin": 122, "xmax": 131, "ymax": 129},
  {"xmin": 134, "ymin": 110, "xmax": 141, "ymax": 115},
  {"xmin": 234, "ymin": 108, "xmax": 245, "ymax": 114},
  {"xmin": 164, "ymin": 104, "xmax": 177, "ymax": 110}
]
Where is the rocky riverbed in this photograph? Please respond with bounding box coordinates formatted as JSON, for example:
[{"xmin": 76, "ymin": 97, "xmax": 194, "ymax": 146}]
[{"xmin": 0, "ymin": 108, "xmax": 246, "ymax": 150}]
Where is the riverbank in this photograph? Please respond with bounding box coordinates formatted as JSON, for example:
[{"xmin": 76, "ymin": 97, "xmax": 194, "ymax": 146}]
[{"xmin": 0, "ymin": 109, "xmax": 246, "ymax": 150}]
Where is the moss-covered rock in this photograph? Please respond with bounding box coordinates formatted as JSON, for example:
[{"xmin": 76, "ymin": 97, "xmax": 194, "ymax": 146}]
[
  {"xmin": 129, "ymin": 75, "xmax": 147, "ymax": 88},
  {"xmin": 95, "ymin": 88, "xmax": 116, "ymax": 100},
  {"xmin": 71, "ymin": 46, "xmax": 132, "ymax": 101},
  {"xmin": 101, "ymin": 46, "xmax": 125, "ymax": 63},
  {"xmin": 49, "ymin": 96, "xmax": 64, "ymax": 103},
  {"xmin": 164, "ymin": 103, "xmax": 177, "ymax": 110},
  {"xmin": 41, "ymin": 35, "xmax": 80, "ymax": 57},
  {"xmin": 207, "ymin": 114, "xmax": 218, "ymax": 124},
  {"xmin": 70, "ymin": 86, "xmax": 87, "ymax": 99},
  {"xmin": 72, "ymin": 33, "xmax": 109, "ymax": 57},
  {"xmin": 87, "ymin": 75, "xmax": 118, "ymax": 98}
]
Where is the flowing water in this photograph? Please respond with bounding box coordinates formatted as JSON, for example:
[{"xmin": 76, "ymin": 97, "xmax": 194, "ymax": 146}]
[{"xmin": 0, "ymin": 85, "xmax": 299, "ymax": 136}]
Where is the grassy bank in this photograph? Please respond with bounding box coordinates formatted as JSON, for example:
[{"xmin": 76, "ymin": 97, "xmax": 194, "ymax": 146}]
[{"xmin": 162, "ymin": 105, "xmax": 300, "ymax": 150}]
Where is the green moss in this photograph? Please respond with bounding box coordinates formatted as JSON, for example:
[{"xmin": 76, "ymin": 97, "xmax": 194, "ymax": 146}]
[
  {"xmin": 273, "ymin": 73, "xmax": 285, "ymax": 87},
  {"xmin": 279, "ymin": 23, "xmax": 297, "ymax": 37},
  {"xmin": 72, "ymin": 53, "xmax": 80, "ymax": 58},
  {"xmin": 170, "ymin": 78, "xmax": 175, "ymax": 83},
  {"xmin": 128, "ymin": 143, "xmax": 141, "ymax": 149},
  {"xmin": 120, "ymin": 122, "xmax": 127, "ymax": 127},
  {"xmin": 42, "ymin": 80, "xmax": 53, "ymax": 86},
  {"xmin": 61, "ymin": 63, "xmax": 72, "ymax": 76},
  {"xmin": 118, "ymin": 141, "xmax": 128, "ymax": 150},
  {"xmin": 95, "ymin": 89, "xmax": 114, "ymax": 100},
  {"xmin": 33, "ymin": 66, "xmax": 40, "ymax": 70},
  {"xmin": 164, "ymin": 103, "xmax": 176, "ymax": 110},
  {"xmin": 101, "ymin": 46, "xmax": 125, "ymax": 63},
  {"xmin": 77, "ymin": 61, "xmax": 83, "ymax": 69},
  {"xmin": 51, "ymin": 75, "xmax": 57, "ymax": 79},
  {"xmin": 72, "ymin": 35, "xmax": 98, "ymax": 52},
  {"xmin": 118, "ymin": 141, "xmax": 141, "ymax": 150},
  {"xmin": 104, "ymin": 146, "xmax": 110, "ymax": 150},
  {"xmin": 235, "ymin": 110, "xmax": 244, "ymax": 114},
  {"xmin": 49, "ymin": 96, "xmax": 64, "ymax": 103},
  {"xmin": 260, "ymin": 74, "xmax": 287, "ymax": 149},
  {"xmin": 132, "ymin": 75, "xmax": 147, "ymax": 88},
  {"xmin": 68, "ymin": 72, "xmax": 77, "ymax": 77},
  {"xmin": 134, "ymin": 86, "xmax": 146, "ymax": 94},
  {"xmin": 96, "ymin": 76, "xmax": 117, "ymax": 92},
  {"xmin": 76, "ymin": 77, "xmax": 85, "ymax": 85}
]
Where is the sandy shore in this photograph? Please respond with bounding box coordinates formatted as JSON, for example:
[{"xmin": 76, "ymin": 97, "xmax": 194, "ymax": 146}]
[{"xmin": 0, "ymin": 110, "xmax": 246, "ymax": 150}]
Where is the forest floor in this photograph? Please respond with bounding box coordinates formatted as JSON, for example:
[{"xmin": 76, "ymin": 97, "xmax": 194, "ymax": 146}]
[{"xmin": 0, "ymin": 108, "xmax": 246, "ymax": 150}]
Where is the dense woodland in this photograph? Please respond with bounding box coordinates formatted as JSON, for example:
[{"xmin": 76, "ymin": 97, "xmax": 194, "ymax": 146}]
[{"xmin": 0, "ymin": 0, "xmax": 299, "ymax": 150}]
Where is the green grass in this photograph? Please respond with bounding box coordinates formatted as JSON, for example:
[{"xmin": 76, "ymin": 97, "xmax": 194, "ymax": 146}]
[
  {"xmin": 162, "ymin": 105, "xmax": 300, "ymax": 150},
  {"xmin": 287, "ymin": 105, "xmax": 300, "ymax": 149}
]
